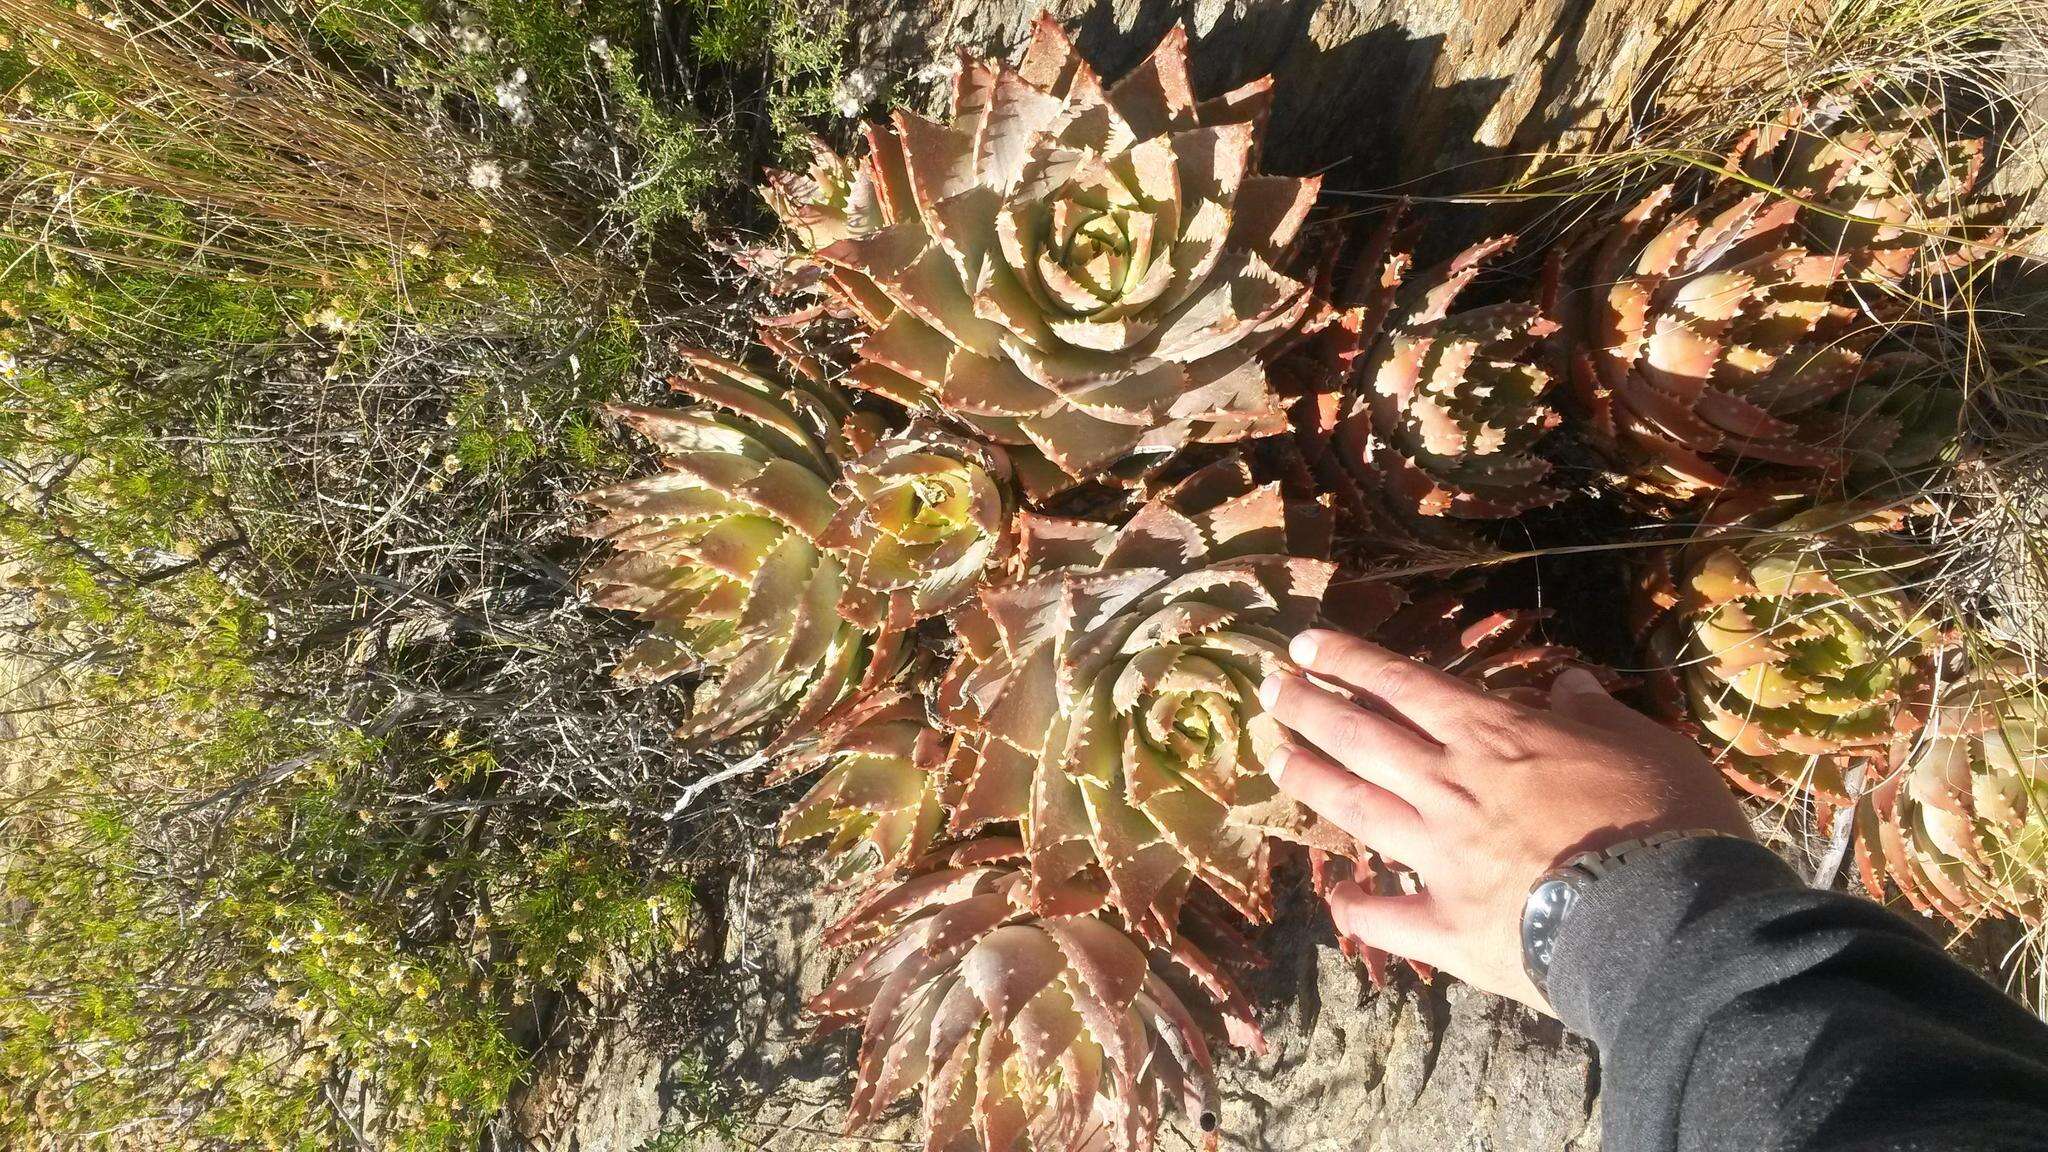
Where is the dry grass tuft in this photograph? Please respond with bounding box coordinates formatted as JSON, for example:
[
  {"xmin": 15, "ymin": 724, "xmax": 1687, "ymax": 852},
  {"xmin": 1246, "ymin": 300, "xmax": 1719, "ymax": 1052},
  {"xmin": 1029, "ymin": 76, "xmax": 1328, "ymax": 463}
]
[{"xmin": 0, "ymin": 0, "xmax": 612, "ymax": 288}]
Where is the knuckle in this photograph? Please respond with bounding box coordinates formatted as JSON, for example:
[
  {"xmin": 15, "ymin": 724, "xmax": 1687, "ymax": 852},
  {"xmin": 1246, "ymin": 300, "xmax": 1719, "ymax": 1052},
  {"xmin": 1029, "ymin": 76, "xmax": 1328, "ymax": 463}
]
[
  {"xmin": 1329, "ymin": 709, "xmax": 1382, "ymax": 754},
  {"xmin": 1332, "ymin": 788, "xmax": 1381, "ymax": 835},
  {"xmin": 1355, "ymin": 657, "xmax": 1418, "ymax": 704}
]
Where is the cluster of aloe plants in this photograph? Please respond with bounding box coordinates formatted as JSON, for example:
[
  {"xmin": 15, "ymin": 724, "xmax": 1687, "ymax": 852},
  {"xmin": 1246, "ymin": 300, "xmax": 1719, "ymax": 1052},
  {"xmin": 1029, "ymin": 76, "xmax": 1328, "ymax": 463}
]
[{"xmin": 578, "ymin": 16, "xmax": 2039, "ymax": 1151}]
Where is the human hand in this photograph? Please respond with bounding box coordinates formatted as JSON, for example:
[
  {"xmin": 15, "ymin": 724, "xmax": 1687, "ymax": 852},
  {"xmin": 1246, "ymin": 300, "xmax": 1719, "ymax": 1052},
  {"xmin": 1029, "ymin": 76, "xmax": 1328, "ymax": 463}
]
[{"xmin": 1258, "ymin": 628, "xmax": 1752, "ymax": 1013}]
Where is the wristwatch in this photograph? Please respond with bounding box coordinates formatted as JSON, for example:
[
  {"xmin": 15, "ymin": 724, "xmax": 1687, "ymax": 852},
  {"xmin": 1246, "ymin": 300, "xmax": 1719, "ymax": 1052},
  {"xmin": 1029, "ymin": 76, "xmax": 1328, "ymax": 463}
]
[{"xmin": 1520, "ymin": 828, "xmax": 1727, "ymax": 1001}]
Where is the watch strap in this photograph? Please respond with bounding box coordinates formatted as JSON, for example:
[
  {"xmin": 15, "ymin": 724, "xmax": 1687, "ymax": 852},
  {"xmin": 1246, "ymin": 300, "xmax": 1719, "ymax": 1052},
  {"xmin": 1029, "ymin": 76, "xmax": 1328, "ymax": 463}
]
[{"xmin": 1564, "ymin": 827, "xmax": 1729, "ymax": 881}]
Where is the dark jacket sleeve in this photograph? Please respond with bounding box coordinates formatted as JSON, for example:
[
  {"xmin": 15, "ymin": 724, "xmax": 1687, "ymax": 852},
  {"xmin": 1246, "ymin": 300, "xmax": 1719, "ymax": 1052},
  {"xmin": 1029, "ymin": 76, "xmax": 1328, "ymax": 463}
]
[{"xmin": 1546, "ymin": 835, "xmax": 2048, "ymax": 1152}]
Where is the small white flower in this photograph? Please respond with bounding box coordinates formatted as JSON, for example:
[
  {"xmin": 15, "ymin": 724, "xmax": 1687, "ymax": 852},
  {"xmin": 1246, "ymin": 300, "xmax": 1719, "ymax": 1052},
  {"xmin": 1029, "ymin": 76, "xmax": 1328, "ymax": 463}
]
[
  {"xmin": 456, "ymin": 24, "xmax": 493, "ymax": 56},
  {"xmin": 834, "ymin": 66, "xmax": 884, "ymax": 118},
  {"xmin": 495, "ymin": 68, "xmax": 533, "ymax": 128},
  {"xmin": 466, "ymin": 160, "xmax": 505, "ymax": 191},
  {"xmin": 911, "ymin": 56, "xmax": 961, "ymax": 92}
]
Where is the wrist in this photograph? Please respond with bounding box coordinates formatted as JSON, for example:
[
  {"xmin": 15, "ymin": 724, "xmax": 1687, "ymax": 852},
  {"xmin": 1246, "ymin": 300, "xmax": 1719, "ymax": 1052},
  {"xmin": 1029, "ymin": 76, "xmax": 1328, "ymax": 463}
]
[{"xmin": 1519, "ymin": 828, "xmax": 1738, "ymax": 1008}]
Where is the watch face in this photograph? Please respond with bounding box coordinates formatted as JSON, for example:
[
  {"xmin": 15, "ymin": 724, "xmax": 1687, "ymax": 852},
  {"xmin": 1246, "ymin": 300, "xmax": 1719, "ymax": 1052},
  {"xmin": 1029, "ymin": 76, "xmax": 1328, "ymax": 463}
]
[{"xmin": 1521, "ymin": 877, "xmax": 1583, "ymax": 985}]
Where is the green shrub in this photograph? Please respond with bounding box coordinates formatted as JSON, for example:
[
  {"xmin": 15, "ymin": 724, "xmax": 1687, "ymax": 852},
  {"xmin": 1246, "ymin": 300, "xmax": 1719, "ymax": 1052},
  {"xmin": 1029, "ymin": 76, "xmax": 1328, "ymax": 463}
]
[{"xmin": 0, "ymin": 0, "xmax": 872, "ymax": 1144}]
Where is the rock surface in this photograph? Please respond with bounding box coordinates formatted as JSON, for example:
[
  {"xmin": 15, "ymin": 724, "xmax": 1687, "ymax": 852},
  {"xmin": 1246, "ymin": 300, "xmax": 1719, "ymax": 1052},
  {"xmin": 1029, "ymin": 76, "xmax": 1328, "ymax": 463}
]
[
  {"xmin": 836, "ymin": 0, "xmax": 1816, "ymax": 251},
  {"xmin": 1214, "ymin": 887, "xmax": 1600, "ymax": 1152}
]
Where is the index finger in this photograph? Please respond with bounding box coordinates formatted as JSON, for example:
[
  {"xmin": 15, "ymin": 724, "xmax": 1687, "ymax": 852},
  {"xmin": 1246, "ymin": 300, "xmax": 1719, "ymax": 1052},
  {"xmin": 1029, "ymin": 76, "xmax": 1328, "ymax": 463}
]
[{"xmin": 1289, "ymin": 628, "xmax": 1521, "ymax": 743}]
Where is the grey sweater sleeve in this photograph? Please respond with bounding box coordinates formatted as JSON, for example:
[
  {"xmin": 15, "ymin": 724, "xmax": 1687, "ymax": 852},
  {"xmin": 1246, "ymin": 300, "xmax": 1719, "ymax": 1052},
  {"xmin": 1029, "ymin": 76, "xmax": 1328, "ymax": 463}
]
[{"xmin": 1547, "ymin": 835, "xmax": 2048, "ymax": 1152}]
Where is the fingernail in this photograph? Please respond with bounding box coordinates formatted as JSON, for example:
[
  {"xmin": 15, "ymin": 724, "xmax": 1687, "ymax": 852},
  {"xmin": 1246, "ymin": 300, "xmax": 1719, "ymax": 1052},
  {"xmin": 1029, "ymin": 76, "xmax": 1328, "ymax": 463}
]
[
  {"xmin": 1556, "ymin": 667, "xmax": 1603, "ymax": 697},
  {"xmin": 1258, "ymin": 674, "xmax": 1284, "ymax": 710},
  {"xmin": 1265, "ymin": 744, "xmax": 1292, "ymax": 781},
  {"xmin": 1289, "ymin": 631, "xmax": 1321, "ymax": 667}
]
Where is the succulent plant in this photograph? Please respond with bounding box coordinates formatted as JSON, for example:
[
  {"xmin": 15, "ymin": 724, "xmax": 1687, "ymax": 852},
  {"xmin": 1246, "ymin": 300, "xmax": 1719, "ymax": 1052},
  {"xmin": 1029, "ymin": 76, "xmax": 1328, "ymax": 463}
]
[
  {"xmin": 1637, "ymin": 495, "xmax": 1939, "ymax": 804},
  {"xmin": 821, "ymin": 422, "xmax": 1017, "ymax": 628},
  {"xmin": 577, "ymin": 349, "xmax": 898, "ymax": 746},
  {"xmin": 774, "ymin": 690, "xmax": 948, "ymax": 878},
  {"xmin": 1283, "ymin": 207, "xmax": 1564, "ymax": 539},
  {"xmin": 1856, "ymin": 662, "xmax": 2047, "ymax": 928},
  {"xmin": 1735, "ymin": 94, "xmax": 2008, "ymax": 285},
  {"xmin": 807, "ymin": 16, "xmax": 1320, "ymax": 489},
  {"xmin": 762, "ymin": 125, "xmax": 916, "ymax": 324},
  {"xmin": 812, "ymin": 838, "xmax": 1259, "ymax": 1152},
  {"xmin": 1827, "ymin": 351, "xmax": 1964, "ymax": 485},
  {"xmin": 1560, "ymin": 97, "xmax": 2003, "ymax": 500},
  {"xmin": 937, "ymin": 459, "xmax": 1343, "ymax": 942},
  {"xmin": 1560, "ymin": 185, "xmax": 1870, "ymax": 497}
]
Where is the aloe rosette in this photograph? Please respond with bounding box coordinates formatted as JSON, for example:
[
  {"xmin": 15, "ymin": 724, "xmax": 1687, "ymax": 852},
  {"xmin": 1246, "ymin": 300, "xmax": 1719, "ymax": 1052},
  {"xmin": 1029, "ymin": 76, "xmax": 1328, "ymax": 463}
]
[
  {"xmin": 821, "ymin": 421, "xmax": 1016, "ymax": 628},
  {"xmin": 1561, "ymin": 184, "xmax": 1870, "ymax": 497},
  {"xmin": 760, "ymin": 127, "xmax": 911, "ymax": 315},
  {"xmin": 1637, "ymin": 496, "xmax": 1938, "ymax": 803},
  {"xmin": 802, "ymin": 16, "xmax": 1319, "ymax": 489},
  {"xmin": 577, "ymin": 349, "xmax": 896, "ymax": 745},
  {"xmin": 1857, "ymin": 664, "xmax": 2047, "ymax": 928},
  {"xmin": 774, "ymin": 690, "xmax": 948, "ymax": 878},
  {"xmin": 813, "ymin": 838, "xmax": 1260, "ymax": 1152},
  {"xmin": 764, "ymin": 136, "xmax": 882, "ymax": 254},
  {"xmin": 1285, "ymin": 208, "xmax": 1563, "ymax": 541},
  {"xmin": 937, "ymin": 459, "xmax": 1343, "ymax": 943},
  {"xmin": 1561, "ymin": 98, "xmax": 2003, "ymax": 499}
]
